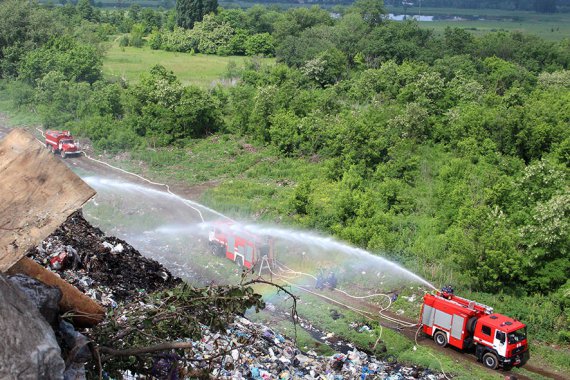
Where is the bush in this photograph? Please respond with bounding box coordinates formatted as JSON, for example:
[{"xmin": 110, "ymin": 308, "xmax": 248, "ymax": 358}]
[
  {"xmin": 161, "ymin": 27, "xmax": 197, "ymax": 53},
  {"xmin": 148, "ymin": 31, "xmax": 162, "ymax": 50},
  {"xmin": 130, "ymin": 23, "xmax": 145, "ymax": 48},
  {"xmin": 118, "ymin": 34, "xmax": 130, "ymax": 47},
  {"xmin": 6, "ymin": 80, "xmax": 35, "ymax": 108},
  {"xmin": 558, "ymin": 330, "xmax": 570, "ymax": 344},
  {"xmin": 245, "ymin": 33, "xmax": 275, "ymax": 57}
]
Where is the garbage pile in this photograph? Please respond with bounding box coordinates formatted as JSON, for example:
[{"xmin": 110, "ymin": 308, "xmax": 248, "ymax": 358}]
[
  {"xmin": 17, "ymin": 211, "xmax": 447, "ymax": 379},
  {"xmin": 204, "ymin": 317, "xmax": 445, "ymax": 379},
  {"xmin": 98, "ymin": 312, "xmax": 447, "ymax": 379},
  {"xmin": 26, "ymin": 210, "xmax": 181, "ymax": 304}
]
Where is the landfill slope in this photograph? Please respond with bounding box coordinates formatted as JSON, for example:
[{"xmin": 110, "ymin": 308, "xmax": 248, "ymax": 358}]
[
  {"xmin": 24, "ymin": 210, "xmax": 447, "ymax": 379},
  {"xmin": 26, "ymin": 210, "xmax": 181, "ymax": 304}
]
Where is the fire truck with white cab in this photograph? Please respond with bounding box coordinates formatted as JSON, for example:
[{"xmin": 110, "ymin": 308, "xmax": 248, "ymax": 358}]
[
  {"xmin": 420, "ymin": 288, "xmax": 529, "ymax": 370},
  {"xmin": 45, "ymin": 130, "xmax": 80, "ymax": 158}
]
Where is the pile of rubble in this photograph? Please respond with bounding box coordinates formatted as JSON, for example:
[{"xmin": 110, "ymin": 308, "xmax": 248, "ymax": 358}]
[{"xmin": 26, "ymin": 210, "xmax": 181, "ymax": 305}]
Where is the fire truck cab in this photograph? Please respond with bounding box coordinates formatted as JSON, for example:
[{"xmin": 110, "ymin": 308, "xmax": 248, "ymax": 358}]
[
  {"xmin": 421, "ymin": 291, "xmax": 529, "ymax": 370},
  {"xmin": 208, "ymin": 221, "xmax": 274, "ymax": 271}
]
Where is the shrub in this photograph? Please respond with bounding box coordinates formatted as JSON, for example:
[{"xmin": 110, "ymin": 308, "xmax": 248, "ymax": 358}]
[
  {"xmin": 118, "ymin": 34, "xmax": 130, "ymax": 47},
  {"xmin": 245, "ymin": 33, "xmax": 275, "ymax": 57}
]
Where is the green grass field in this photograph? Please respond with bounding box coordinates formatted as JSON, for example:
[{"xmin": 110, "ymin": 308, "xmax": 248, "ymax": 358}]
[
  {"xmin": 102, "ymin": 43, "xmax": 275, "ymax": 87},
  {"xmin": 387, "ymin": 6, "xmax": 570, "ymax": 40}
]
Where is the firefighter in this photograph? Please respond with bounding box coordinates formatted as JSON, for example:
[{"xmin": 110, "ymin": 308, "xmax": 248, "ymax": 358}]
[
  {"xmin": 315, "ymin": 269, "xmax": 325, "ymax": 290},
  {"xmin": 326, "ymin": 271, "xmax": 337, "ymax": 290},
  {"xmin": 442, "ymin": 284, "xmax": 454, "ymax": 299}
]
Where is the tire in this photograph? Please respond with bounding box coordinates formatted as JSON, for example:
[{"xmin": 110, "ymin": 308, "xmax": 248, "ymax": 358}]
[
  {"xmin": 434, "ymin": 331, "xmax": 447, "ymax": 347},
  {"xmin": 482, "ymin": 352, "xmax": 499, "ymax": 370},
  {"xmin": 60, "ymin": 150, "xmax": 67, "ymax": 159}
]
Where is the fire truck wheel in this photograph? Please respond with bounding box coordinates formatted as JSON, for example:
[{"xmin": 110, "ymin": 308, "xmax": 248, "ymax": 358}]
[
  {"xmin": 434, "ymin": 331, "xmax": 447, "ymax": 347},
  {"xmin": 60, "ymin": 150, "xmax": 67, "ymax": 159},
  {"xmin": 482, "ymin": 352, "xmax": 499, "ymax": 370}
]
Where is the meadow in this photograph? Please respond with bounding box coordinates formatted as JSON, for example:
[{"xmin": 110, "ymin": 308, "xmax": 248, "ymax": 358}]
[
  {"xmin": 405, "ymin": 7, "xmax": 570, "ymax": 40},
  {"xmin": 102, "ymin": 43, "xmax": 275, "ymax": 87}
]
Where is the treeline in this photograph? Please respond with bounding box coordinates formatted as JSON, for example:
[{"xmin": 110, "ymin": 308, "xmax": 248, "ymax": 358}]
[
  {"xmin": 1, "ymin": 0, "xmax": 569, "ymax": 341},
  {"xmin": 40, "ymin": 0, "xmax": 570, "ymax": 13},
  {"xmin": 386, "ymin": 0, "xmax": 566, "ymax": 13}
]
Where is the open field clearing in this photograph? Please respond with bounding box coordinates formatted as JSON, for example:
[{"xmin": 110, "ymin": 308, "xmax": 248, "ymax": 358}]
[{"xmin": 102, "ymin": 43, "xmax": 275, "ymax": 87}]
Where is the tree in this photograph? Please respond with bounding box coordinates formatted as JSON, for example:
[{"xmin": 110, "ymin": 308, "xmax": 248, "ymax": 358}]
[
  {"xmin": 191, "ymin": 14, "xmax": 234, "ymax": 55},
  {"xmin": 130, "ymin": 23, "xmax": 145, "ymax": 48},
  {"xmin": 77, "ymin": 0, "xmax": 95, "ymax": 21},
  {"xmin": 443, "ymin": 27, "xmax": 475, "ymax": 55},
  {"xmin": 0, "ymin": 0, "xmax": 63, "ymax": 78},
  {"xmin": 244, "ymin": 33, "xmax": 274, "ymax": 57},
  {"xmin": 19, "ymin": 36, "xmax": 102, "ymax": 84},
  {"xmin": 301, "ymin": 48, "xmax": 347, "ymax": 87},
  {"xmin": 352, "ymin": 0, "xmax": 386, "ymax": 26},
  {"xmin": 176, "ymin": 0, "xmax": 218, "ymax": 29},
  {"xmin": 125, "ymin": 65, "xmax": 221, "ymax": 143},
  {"xmin": 521, "ymin": 192, "xmax": 569, "ymax": 292}
]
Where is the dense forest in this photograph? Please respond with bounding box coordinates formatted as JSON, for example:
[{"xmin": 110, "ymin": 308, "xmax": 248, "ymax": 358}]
[{"xmin": 0, "ymin": 0, "xmax": 568, "ymax": 346}]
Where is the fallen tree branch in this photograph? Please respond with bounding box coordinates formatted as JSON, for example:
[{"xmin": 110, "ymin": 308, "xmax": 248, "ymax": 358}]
[
  {"xmin": 99, "ymin": 341, "xmax": 194, "ymax": 357},
  {"xmin": 99, "ymin": 337, "xmax": 256, "ymax": 364},
  {"xmin": 88, "ymin": 342, "xmax": 103, "ymax": 380}
]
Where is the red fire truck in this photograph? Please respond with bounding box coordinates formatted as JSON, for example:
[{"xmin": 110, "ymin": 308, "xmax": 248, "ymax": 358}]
[
  {"xmin": 420, "ymin": 290, "xmax": 529, "ymax": 370},
  {"xmin": 208, "ymin": 221, "xmax": 274, "ymax": 271},
  {"xmin": 45, "ymin": 130, "xmax": 80, "ymax": 158}
]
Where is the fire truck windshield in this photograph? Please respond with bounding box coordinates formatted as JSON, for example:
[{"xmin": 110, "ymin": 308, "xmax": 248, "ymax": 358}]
[
  {"xmin": 508, "ymin": 328, "xmax": 527, "ymax": 344},
  {"xmin": 61, "ymin": 139, "xmax": 74, "ymax": 144}
]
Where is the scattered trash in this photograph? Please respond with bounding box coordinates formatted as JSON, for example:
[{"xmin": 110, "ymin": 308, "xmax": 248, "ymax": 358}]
[
  {"xmin": 27, "ymin": 211, "xmax": 181, "ymax": 303},
  {"xmin": 99, "ymin": 315, "xmax": 448, "ymax": 379}
]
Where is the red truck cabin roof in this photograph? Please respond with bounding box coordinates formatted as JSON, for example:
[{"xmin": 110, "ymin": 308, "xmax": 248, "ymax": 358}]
[{"xmin": 478, "ymin": 314, "xmax": 525, "ymax": 333}]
